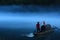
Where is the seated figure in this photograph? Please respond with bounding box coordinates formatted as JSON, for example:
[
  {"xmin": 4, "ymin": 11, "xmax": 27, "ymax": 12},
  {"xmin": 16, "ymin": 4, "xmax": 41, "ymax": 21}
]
[{"xmin": 41, "ymin": 21, "xmax": 46, "ymax": 32}]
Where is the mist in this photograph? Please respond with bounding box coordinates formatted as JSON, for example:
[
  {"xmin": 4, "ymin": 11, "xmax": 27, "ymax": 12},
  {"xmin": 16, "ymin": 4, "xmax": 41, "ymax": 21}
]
[{"xmin": 0, "ymin": 12, "xmax": 60, "ymax": 29}]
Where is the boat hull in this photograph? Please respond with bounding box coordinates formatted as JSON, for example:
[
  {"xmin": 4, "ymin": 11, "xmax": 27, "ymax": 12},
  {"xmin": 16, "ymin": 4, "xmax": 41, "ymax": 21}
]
[{"xmin": 33, "ymin": 29, "xmax": 54, "ymax": 37}]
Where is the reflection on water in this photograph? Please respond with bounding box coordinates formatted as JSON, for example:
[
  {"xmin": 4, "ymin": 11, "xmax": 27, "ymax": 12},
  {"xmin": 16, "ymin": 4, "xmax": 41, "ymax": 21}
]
[
  {"xmin": 25, "ymin": 33, "xmax": 34, "ymax": 37},
  {"xmin": 21, "ymin": 33, "xmax": 34, "ymax": 37}
]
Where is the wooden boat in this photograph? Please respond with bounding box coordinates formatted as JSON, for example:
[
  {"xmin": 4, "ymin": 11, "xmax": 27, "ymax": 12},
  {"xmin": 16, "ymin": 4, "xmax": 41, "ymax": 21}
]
[{"xmin": 33, "ymin": 29, "xmax": 54, "ymax": 37}]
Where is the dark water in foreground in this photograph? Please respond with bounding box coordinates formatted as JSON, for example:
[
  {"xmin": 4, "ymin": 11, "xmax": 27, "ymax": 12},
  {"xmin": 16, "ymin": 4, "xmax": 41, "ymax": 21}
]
[{"xmin": 0, "ymin": 28, "xmax": 60, "ymax": 40}]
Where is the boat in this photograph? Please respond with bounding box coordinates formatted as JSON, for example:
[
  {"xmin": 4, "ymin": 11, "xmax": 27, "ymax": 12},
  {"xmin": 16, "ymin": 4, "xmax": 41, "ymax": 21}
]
[
  {"xmin": 33, "ymin": 27, "xmax": 54, "ymax": 37},
  {"xmin": 33, "ymin": 24, "xmax": 55, "ymax": 38},
  {"xmin": 34, "ymin": 29, "xmax": 54, "ymax": 35}
]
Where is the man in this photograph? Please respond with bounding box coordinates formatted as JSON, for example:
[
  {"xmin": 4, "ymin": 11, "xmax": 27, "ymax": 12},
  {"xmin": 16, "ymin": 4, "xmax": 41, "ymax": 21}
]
[
  {"xmin": 36, "ymin": 22, "xmax": 40, "ymax": 33},
  {"xmin": 41, "ymin": 21, "xmax": 46, "ymax": 32}
]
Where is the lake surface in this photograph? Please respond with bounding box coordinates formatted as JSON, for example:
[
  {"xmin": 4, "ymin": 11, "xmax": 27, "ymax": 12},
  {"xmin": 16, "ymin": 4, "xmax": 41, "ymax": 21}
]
[{"xmin": 0, "ymin": 27, "xmax": 60, "ymax": 40}]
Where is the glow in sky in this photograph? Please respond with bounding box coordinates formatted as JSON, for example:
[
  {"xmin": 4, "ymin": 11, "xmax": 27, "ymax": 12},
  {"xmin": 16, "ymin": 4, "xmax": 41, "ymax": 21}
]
[{"xmin": 0, "ymin": 12, "xmax": 60, "ymax": 28}]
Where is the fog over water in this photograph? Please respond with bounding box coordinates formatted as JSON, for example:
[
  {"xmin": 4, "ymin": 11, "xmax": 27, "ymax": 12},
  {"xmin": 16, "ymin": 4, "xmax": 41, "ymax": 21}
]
[
  {"xmin": 0, "ymin": 5, "xmax": 59, "ymax": 29},
  {"xmin": 0, "ymin": 12, "xmax": 60, "ymax": 29},
  {"xmin": 0, "ymin": 5, "xmax": 59, "ymax": 40}
]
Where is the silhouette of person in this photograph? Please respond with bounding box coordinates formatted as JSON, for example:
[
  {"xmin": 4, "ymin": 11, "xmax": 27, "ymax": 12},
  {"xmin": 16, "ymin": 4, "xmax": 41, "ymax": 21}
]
[
  {"xmin": 41, "ymin": 21, "xmax": 46, "ymax": 32},
  {"xmin": 36, "ymin": 22, "xmax": 40, "ymax": 33}
]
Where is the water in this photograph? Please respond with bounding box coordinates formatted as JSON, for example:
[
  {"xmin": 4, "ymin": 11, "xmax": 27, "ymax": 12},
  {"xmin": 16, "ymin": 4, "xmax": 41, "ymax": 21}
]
[{"xmin": 0, "ymin": 27, "xmax": 60, "ymax": 40}]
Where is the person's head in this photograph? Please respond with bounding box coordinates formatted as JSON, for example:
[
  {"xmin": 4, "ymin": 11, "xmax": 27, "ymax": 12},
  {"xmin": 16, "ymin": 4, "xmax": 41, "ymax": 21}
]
[
  {"xmin": 37, "ymin": 22, "xmax": 39, "ymax": 24},
  {"xmin": 43, "ymin": 21, "xmax": 45, "ymax": 25}
]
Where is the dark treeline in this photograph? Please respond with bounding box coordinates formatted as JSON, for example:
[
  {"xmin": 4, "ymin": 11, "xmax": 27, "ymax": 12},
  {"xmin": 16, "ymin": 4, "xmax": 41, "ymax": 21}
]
[{"xmin": 0, "ymin": 0, "xmax": 59, "ymax": 5}]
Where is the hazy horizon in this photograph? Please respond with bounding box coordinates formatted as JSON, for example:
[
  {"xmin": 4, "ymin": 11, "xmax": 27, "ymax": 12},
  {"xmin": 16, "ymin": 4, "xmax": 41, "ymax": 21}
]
[{"xmin": 0, "ymin": 5, "xmax": 60, "ymax": 29}]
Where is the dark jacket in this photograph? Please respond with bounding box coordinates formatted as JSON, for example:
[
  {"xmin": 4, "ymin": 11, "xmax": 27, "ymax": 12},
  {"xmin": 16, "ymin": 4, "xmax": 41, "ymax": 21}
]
[{"xmin": 41, "ymin": 25, "xmax": 45, "ymax": 32}]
